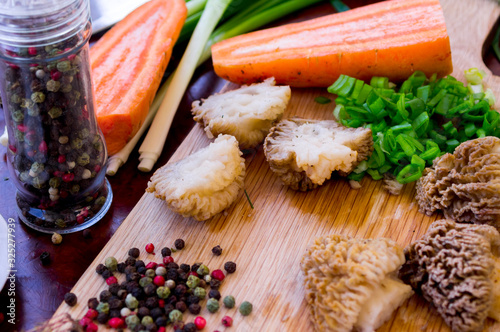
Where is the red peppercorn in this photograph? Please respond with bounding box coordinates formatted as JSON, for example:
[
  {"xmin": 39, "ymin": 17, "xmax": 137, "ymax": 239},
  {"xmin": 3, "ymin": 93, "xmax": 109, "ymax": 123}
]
[
  {"xmin": 62, "ymin": 173, "xmax": 75, "ymax": 182},
  {"xmin": 222, "ymin": 316, "xmax": 233, "ymax": 327},
  {"xmin": 94, "ymin": 165, "xmax": 101, "ymax": 173},
  {"xmin": 85, "ymin": 308, "xmax": 98, "ymax": 319},
  {"xmin": 59, "ymin": 190, "xmax": 69, "ymax": 198},
  {"xmin": 108, "ymin": 317, "xmax": 124, "ymax": 329},
  {"xmin": 17, "ymin": 124, "xmax": 27, "ymax": 132},
  {"xmin": 158, "ymin": 299, "xmax": 165, "ymax": 308},
  {"xmin": 158, "ymin": 327, "xmax": 166, "ymax": 332},
  {"xmin": 58, "ymin": 155, "xmax": 66, "ymax": 163},
  {"xmin": 145, "ymin": 262, "xmax": 157, "ymax": 270},
  {"xmin": 187, "ymin": 271, "xmax": 199, "ymax": 278},
  {"xmin": 28, "ymin": 47, "xmax": 37, "ymax": 55},
  {"xmin": 27, "ymin": 150, "xmax": 36, "ymax": 158},
  {"xmin": 145, "ymin": 243, "xmax": 155, "ymax": 254},
  {"xmin": 38, "ymin": 141, "xmax": 48, "ymax": 153},
  {"xmin": 86, "ymin": 323, "xmax": 98, "ymax": 332},
  {"xmin": 80, "ymin": 209, "xmax": 89, "ymax": 218},
  {"xmin": 67, "ymin": 54, "xmax": 77, "ymax": 61},
  {"xmin": 211, "ymin": 269, "xmax": 225, "ymax": 281},
  {"xmin": 106, "ymin": 276, "xmax": 118, "ymax": 285},
  {"xmin": 163, "ymin": 256, "xmax": 174, "ymax": 265},
  {"xmin": 50, "ymin": 70, "xmax": 62, "ymax": 81},
  {"xmin": 7, "ymin": 62, "xmax": 19, "ymax": 69},
  {"xmin": 79, "ymin": 317, "xmax": 92, "ymax": 327},
  {"xmin": 153, "ymin": 275, "xmax": 165, "ymax": 287},
  {"xmin": 194, "ymin": 316, "xmax": 206, "ymax": 330},
  {"xmin": 8, "ymin": 145, "xmax": 17, "ymax": 153}
]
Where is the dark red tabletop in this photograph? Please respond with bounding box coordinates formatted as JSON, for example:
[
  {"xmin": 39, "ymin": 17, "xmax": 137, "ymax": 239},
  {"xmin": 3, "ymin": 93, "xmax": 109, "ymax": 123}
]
[{"xmin": 1, "ymin": 2, "xmax": 499, "ymax": 330}]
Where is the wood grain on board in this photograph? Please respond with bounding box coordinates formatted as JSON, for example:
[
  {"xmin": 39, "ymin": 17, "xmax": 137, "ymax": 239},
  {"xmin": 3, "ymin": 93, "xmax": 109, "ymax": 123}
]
[{"xmin": 52, "ymin": 0, "xmax": 500, "ymax": 331}]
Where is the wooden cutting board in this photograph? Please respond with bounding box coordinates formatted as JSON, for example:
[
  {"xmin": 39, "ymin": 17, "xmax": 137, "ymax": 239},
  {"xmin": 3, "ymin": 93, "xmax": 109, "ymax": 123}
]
[{"xmin": 52, "ymin": 0, "xmax": 500, "ymax": 331}]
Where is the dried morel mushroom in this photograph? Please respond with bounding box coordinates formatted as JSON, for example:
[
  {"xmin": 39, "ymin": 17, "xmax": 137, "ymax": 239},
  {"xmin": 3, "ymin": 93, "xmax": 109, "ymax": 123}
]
[
  {"xmin": 416, "ymin": 136, "xmax": 500, "ymax": 228},
  {"xmin": 147, "ymin": 134, "xmax": 245, "ymax": 221},
  {"xmin": 301, "ymin": 235, "xmax": 413, "ymax": 332},
  {"xmin": 399, "ymin": 219, "xmax": 500, "ymax": 332},
  {"xmin": 264, "ymin": 118, "xmax": 373, "ymax": 191},
  {"xmin": 192, "ymin": 77, "xmax": 290, "ymax": 149}
]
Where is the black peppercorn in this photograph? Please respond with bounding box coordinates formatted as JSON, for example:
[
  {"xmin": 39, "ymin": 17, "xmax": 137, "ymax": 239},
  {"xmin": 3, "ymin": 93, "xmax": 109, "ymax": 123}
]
[
  {"xmin": 161, "ymin": 247, "xmax": 171, "ymax": 257},
  {"xmin": 108, "ymin": 298, "xmax": 123, "ymax": 310},
  {"xmin": 127, "ymin": 272, "xmax": 141, "ymax": 283},
  {"xmin": 128, "ymin": 247, "xmax": 140, "ymax": 258},
  {"xmin": 175, "ymin": 301, "xmax": 187, "ymax": 313},
  {"xmin": 135, "ymin": 260, "xmax": 145, "ymax": 269},
  {"xmin": 174, "ymin": 239, "xmax": 185, "ymax": 250},
  {"xmin": 125, "ymin": 256, "xmax": 137, "ymax": 266},
  {"xmin": 177, "ymin": 271, "xmax": 188, "ymax": 282},
  {"xmin": 64, "ymin": 292, "xmax": 77, "ymax": 306},
  {"xmin": 224, "ymin": 261, "xmax": 237, "ymax": 274},
  {"xmin": 101, "ymin": 269, "xmax": 112, "ymax": 280},
  {"xmin": 150, "ymin": 307, "xmax": 163, "ymax": 319},
  {"xmin": 166, "ymin": 295, "xmax": 177, "ymax": 306},
  {"xmin": 117, "ymin": 262, "xmax": 126, "ymax": 273},
  {"xmin": 131, "ymin": 287, "xmax": 144, "ymax": 299},
  {"xmin": 191, "ymin": 263, "xmax": 201, "ymax": 272},
  {"xmin": 212, "ymin": 245, "xmax": 223, "ymax": 256},
  {"xmin": 137, "ymin": 266, "xmax": 147, "ymax": 275},
  {"xmin": 174, "ymin": 284, "xmax": 187, "ymax": 297},
  {"xmin": 99, "ymin": 290, "xmax": 112, "ymax": 302},
  {"xmin": 210, "ymin": 279, "xmax": 221, "ymax": 290},
  {"xmin": 137, "ymin": 306, "xmax": 150, "ymax": 318},
  {"xmin": 144, "ymin": 283, "xmax": 157, "ymax": 296},
  {"xmin": 117, "ymin": 289, "xmax": 128, "ymax": 300},
  {"xmin": 208, "ymin": 289, "xmax": 221, "ymax": 300},
  {"xmin": 145, "ymin": 323, "xmax": 158, "ymax": 332},
  {"xmin": 145, "ymin": 297, "xmax": 159, "ymax": 309},
  {"xmin": 109, "ymin": 309, "xmax": 121, "ymax": 318},
  {"xmin": 166, "ymin": 262, "xmax": 179, "ymax": 270},
  {"xmin": 186, "ymin": 295, "xmax": 200, "ymax": 305},
  {"xmin": 124, "ymin": 265, "xmax": 137, "ymax": 275},
  {"xmin": 96, "ymin": 312, "xmax": 108, "ymax": 324},
  {"xmin": 88, "ymin": 297, "xmax": 99, "ymax": 309},
  {"xmin": 37, "ymin": 251, "xmax": 51, "ymax": 267},
  {"xmin": 188, "ymin": 303, "xmax": 201, "ymax": 315},
  {"xmin": 179, "ymin": 263, "xmax": 190, "ymax": 273},
  {"xmin": 184, "ymin": 322, "xmax": 197, "ymax": 332},
  {"xmin": 164, "ymin": 304, "xmax": 175, "ymax": 316},
  {"xmin": 166, "ymin": 269, "xmax": 178, "ymax": 281},
  {"xmin": 155, "ymin": 315, "xmax": 167, "ymax": 327}
]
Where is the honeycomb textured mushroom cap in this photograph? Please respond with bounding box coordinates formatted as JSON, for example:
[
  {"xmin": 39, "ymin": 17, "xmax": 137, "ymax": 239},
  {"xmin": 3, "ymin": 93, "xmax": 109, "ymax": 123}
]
[
  {"xmin": 301, "ymin": 234, "xmax": 412, "ymax": 332},
  {"xmin": 399, "ymin": 219, "xmax": 500, "ymax": 332},
  {"xmin": 264, "ymin": 117, "xmax": 373, "ymax": 191},
  {"xmin": 416, "ymin": 136, "xmax": 500, "ymax": 228},
  {"xmin": 146, "ymin": 134, "xmax": 245, "ymax": 221},
  {"xmin": 191, "ymin": 77, "xmax": 290, "ymax": 149}
]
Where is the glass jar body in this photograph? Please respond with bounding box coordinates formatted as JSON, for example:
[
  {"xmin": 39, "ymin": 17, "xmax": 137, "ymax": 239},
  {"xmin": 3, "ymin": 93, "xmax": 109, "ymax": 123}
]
[{"xmin": 0, "ymin": 11, "xmax": 112, "ymax": 233}]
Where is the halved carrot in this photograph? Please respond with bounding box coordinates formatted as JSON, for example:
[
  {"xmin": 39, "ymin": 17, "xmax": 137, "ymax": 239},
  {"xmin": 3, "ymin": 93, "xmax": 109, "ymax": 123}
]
[
  {"xmin": 211, "ymin": 0, "xmax": 452, "ymax": 88},
  {"xmin": 91, "ymin": 0, "xmax": 187, "ymax": 155}
]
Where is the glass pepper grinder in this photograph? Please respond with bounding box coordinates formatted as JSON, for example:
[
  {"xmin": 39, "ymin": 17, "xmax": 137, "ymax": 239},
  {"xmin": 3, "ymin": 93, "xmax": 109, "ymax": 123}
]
[{"xmin": 0, "ymin": 0, "xmax": 113, "ymax": 233}]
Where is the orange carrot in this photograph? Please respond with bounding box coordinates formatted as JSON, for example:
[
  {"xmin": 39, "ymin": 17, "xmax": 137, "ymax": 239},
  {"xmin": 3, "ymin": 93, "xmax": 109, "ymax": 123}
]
[
  {"xmin": 211, "ymin": 0, "xmax": 452, "ymax": 88},
  {"xmin": 91, "ymin": 0, "xmax": 187, "ymax": 155}
]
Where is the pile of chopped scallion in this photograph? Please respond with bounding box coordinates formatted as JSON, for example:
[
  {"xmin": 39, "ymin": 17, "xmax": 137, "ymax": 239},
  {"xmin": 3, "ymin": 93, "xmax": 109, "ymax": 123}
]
[{"xmin": 328, "ymin": 68, "xmax": 499, "ymax": 184}]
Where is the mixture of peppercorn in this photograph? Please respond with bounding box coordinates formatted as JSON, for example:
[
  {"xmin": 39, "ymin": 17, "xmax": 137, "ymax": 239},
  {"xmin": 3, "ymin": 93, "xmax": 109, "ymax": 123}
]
[{"xmin": 76, "ymin": 242, "xmax": 248, "ymax": 331}]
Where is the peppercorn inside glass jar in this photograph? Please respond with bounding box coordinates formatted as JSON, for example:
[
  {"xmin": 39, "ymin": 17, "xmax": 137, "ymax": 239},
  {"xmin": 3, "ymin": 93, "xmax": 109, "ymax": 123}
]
[{"xmin": 0, "ymin": 0, "xmax": 112, "ymax": 233}]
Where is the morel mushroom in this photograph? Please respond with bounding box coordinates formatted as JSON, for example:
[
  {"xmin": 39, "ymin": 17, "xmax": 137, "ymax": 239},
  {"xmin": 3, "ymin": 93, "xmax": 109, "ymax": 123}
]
[
  {"xmin": 399, "ymin": 219, "xmax": 500, "ymax": 332},
  {"xmin": 301, "ymin": 235, "xmax": 413, "ymax": 332},
  {"xmin": 147, "ymin": 134, "xmax": 245, "ymax": 221},
  {"xmin": 415, "ymin": 136, "xmax": 500, "ymax": 228},
  {"xmin": 192, "ymin": 77, "xmax": 290, "ymax": 149},
  {"xmin": 264, "ymin": 117, "xmax": 373, "ymax": 191}
]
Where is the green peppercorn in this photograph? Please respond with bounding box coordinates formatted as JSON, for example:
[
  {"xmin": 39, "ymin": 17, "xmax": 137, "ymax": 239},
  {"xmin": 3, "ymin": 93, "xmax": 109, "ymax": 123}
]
[
  {"xmin": 70, "ymin": 184, "xmax": 80, "ymax": 194},
  {"xmin": 139, "ymin": 277, "xmax": 152, "ymax": 288},
  {"xmin": 57, "ymin": 60, "xmax": 71, "ymax": 72},
  {"xmin": 58, "ymin": 136, "xmax": 69, "ymax": 144},
  {"xmin": 19, "ymin": 172, "xmax": 30, "ymax": 183},
  {"xmin": 55, "ymin": 219, "xmax": 66, "ymax": 228},
  {"xmin": 93, "ymin": 141, "xmax": 103, "ymax": 152},
  {"xmin": 61, "ymin": 83, "xmax": 72, "ymax": 93},
  {"xmin": 156, "ymin": 286, "xmax": 170, "ymax": 299},
  {"xmin": 145, "ymin": 269, "xmax": 155, "ymax": 278},
  {"xmin": 10, "ymin": 94, "xmax": 20, "ymax": 104},
  {"xmin": 11, "ymin": 110, "xmax": 24, "ymax": 122},
  {"xmin": 46, "ymin": 79, "xmax": 61, "ymax": 92},
  {"xmin": 105, "ymin": 257, "xmax": 118, "ymax": 272},
  {"xmin": 193, "ymin": 287, "xmax": 206, "ymax": 300},
  {"xmin": 95, "ymin": 196, "xmax": 106, "ymax": 206},
  {"xmin": 30, "ymin": 162, "xmax": 44, "ymax": 174},
  {"xmin": 49, "ymin": 177, "xmax": 61, "ymax": 188},
  {"xmin": 31, "ymin": 91, "xmax": 45, "ymax": 103},
  {"xmin": 223, "ymin": 295, "xmax": 235, "ymax": 309},
  {"xmin": 79, "ymin": 128, "xmax": 90, "ymax": 139},
  {"xmin": 48, "ymin": 107, "xmax": 62, "ymax": 119},
  {"xmin": 239, "ymin": 301, "xmax": 253, "ymax": 316},
  {"xmin": 14, "ymin": 130, "xmax": 24, "ymax": 142},
  {"xmin": 168, "ymin": 309, "xmax": 182, "ymax": 322},
  {"xmin": 206, "ymin": 298, "xmax": 220, "ymax": 313},
  {"xmin": 71, "ymin": 138, "xmax": 83, "ymax": 149},
  {"xmin": 186, "ymin": 275, "xmax": 200, "ymax": 289},
  {"xmin": 28, "ymin": 105, "xmax": 40, "ymax": 117},
  {"xmin": 196, "ymin": 264, "xmax": 209, "ymax": 276},
  {"xmin": 141, "ymin": 316, "xmax": 153, "ymax": 326},
  {"xmin": 96, "ymin": 302, "xmax": 110, "ymax": 314},
  {"xmin": 77, "ymin": 153, "xmax": 90, "ymax": 166},
  {"xmin": 125, "ymin": 315, "xmax": 140, "ymax": 330},
  {"xmin": 72, "ymin": 90, "xmax": 81, "ymax": 100},
  {"xmin": 125, "ymin": 294, "xmax": 138, "ymax": 309}
]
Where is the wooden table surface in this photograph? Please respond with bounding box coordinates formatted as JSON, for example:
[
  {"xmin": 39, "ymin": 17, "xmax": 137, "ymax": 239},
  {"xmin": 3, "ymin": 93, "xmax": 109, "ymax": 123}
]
[{"xmin": 1, "ymin": 1, "xmax": 499, "ymax": 331}]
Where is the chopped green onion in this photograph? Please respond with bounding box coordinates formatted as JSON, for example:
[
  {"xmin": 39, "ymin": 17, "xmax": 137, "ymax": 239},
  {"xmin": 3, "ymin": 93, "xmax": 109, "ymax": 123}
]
[
  {"xmin": 330, "ymin": 0, "xmax": 350, "ymax": 12},
  {"xmin": 314, "ymin": 96, "xmax": 331, "ymax": 104}
]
